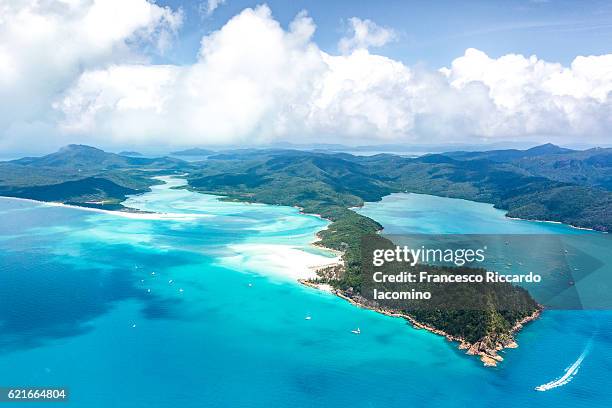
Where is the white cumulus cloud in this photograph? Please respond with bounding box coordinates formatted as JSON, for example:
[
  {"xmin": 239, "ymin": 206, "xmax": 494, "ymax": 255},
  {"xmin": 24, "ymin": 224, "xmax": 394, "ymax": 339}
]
[
  {"xmin": 0, "ymin": 0, "xmax": 182, "ymax": 151},
  {"xmin": 338, "ymin": 17, "xmax": 397, "ymax": 54},
  {"xmin": 56, "ymin": 6, "xmax": 326, "ymax": 146},
  {"xmin": 441, "ymin": 48, "xmax": 612, "ymax": 138}
]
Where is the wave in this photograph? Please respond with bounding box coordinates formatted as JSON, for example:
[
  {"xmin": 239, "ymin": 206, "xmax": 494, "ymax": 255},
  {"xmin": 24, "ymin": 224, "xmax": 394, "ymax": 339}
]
[{"xmin": 534, "ymin": 342, "xmax": 591, "ymax": 392}]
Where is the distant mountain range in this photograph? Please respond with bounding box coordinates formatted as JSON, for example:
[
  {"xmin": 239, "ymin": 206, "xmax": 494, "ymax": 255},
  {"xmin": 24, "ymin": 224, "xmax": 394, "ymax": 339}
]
[
  {"xmin": 186, "ymin": 144, "xmax": 611, "ymax": 232},
  {"xmin": 442, "ymin": 143, "xmax": 612, "ymax": 190},
  {"xmin": 443, "ymin": 142, "xmax": 573, "ymax": 160},
  {"xmin": 267, "ymin": 141, "xmax": 545, "ymax": 153},
  {"xmin": 1, "ymin": 143, "xmax": 610, "ymax": 231}
]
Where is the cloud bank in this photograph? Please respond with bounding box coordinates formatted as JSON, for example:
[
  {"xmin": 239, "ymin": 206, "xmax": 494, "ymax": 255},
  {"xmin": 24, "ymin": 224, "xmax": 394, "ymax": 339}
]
[
  {"xmin": 0, "ymin": 0, "xmax": 182, "ymax": 151},
  {"xmin": 1, "ymin": 2, "xmax": 611, "ymax": 152}
]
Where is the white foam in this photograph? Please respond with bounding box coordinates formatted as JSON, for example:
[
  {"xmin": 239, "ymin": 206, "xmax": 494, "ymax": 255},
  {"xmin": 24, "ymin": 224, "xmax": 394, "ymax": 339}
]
[{"xmin": 535, "ymin": 343, "xmax": 591, "ymax": 392}]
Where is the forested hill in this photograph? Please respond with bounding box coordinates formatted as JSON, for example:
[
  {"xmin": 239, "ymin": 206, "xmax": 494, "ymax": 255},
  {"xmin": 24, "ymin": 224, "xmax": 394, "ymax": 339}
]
[
  {"xmin": 443, "ymin": 143, "xmax": 612, "ymax": 191},
  {"xmin": 187, "ymin": 147, "xmax": 611, "ymax": 232},
  {"xmin": 0, "ymin": 145, "xmax": 190, "ymax": 208}
]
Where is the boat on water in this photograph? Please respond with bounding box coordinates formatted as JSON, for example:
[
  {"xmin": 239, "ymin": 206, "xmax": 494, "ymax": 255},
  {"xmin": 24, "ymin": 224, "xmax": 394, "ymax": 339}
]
[{"xmin": 351, "ymin": 328, "xmax": 361, "ymax": 335}]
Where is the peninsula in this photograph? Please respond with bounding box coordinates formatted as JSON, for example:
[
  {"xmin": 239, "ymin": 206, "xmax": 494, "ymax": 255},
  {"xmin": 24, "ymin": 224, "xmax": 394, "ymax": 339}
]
[{"xmin": 1, "ymin": 144, "xmax": 610, "ymax": 365}]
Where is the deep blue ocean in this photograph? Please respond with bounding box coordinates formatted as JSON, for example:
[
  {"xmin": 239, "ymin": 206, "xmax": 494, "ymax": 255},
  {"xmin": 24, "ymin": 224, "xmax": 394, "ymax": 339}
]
[{"xmin": 0, "ymin": 180, "xmax": 610, "ymax": 407}]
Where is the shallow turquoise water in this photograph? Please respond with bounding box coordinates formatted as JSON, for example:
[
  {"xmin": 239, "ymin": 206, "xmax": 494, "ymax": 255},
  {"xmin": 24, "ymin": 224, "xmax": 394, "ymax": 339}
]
[
  {"xmin": 0, "ymin": 183, "xmax": 610, "ymax": 407},
  {"xmin": 355, "ymin": 192, "xmax": 587, "ymax": 235}
]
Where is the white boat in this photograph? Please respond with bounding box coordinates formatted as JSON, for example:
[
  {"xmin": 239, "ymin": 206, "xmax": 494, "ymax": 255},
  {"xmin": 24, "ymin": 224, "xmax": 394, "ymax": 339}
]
[
  {"xmin": 305, "ymin": 316, "xmax": 312, "ymax": 320},
  {"xmin": 351, "ymin": 328, "xmax": 361, "ymax": 335}
]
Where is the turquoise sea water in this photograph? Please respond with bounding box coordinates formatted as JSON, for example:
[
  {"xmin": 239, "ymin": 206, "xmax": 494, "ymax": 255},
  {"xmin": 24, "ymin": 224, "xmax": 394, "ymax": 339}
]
[{"xmin": 0, "ymin": 182, "xmax": 610, "ymax": 407}]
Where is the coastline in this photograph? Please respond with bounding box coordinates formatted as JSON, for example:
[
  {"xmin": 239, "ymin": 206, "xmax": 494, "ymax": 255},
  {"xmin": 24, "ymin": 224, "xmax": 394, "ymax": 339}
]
[
  {"xmin": 2, "ymin": 188, "xmax": 545, "ymax": 367},
  {"xmin": 0, "ymin": 195, "xmax": 214, "ymax": 221},
  {"xmin": 300, "ymin": 278, "xmax": 542, "ymax": 367},
  {"xmin": 299, "ymin": 199, "xmax": 545, "ymax": 368},
  {"xmin": 505, "ymin": 215, "xmax": 606, "ymax": 233}
]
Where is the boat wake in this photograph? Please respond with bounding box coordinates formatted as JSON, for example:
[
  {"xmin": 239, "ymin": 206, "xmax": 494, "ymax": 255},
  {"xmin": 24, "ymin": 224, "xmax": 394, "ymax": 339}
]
[{"xmin": 534, "ymin": 343, "xmax": 591, "ymax": 392}]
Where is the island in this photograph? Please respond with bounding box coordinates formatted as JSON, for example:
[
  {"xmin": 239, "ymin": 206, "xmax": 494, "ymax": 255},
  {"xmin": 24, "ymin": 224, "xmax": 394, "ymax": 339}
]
[{"xmin": 1, "ymin": 143, "xmax": 610, "ymax": 366}]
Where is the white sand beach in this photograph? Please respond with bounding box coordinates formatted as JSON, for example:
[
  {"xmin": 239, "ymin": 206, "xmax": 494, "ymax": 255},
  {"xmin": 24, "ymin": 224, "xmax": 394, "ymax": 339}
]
[
  {"xmin": 218, "ymin": 243, "xmax": 342, "ymax": 281},
  {"xmin": 0, "ymin": 196, "xmax": 212, "ymax": 221}
]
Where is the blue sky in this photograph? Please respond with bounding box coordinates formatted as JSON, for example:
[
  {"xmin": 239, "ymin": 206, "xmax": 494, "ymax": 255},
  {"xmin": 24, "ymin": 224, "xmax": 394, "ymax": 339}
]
[{"xmin": 156, "ymin": 0, "xmax": 612, "ymax": 67}]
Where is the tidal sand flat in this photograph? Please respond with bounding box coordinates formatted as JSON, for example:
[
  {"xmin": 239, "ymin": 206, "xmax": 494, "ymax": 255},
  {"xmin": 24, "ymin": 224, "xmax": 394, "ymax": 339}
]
[
  {"xmin": 0, "ymin": 182, "xmax": 610, "ymax": 407},
  {"xmin": 121, "ymin": 177, "xmax": 341, "ymax": 281}
]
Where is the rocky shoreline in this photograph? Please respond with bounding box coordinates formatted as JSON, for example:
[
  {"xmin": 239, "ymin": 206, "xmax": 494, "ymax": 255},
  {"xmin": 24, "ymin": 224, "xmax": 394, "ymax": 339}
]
[{"xmin": 299, "ymin": 278, "xmax": 542, "ymax": 367}]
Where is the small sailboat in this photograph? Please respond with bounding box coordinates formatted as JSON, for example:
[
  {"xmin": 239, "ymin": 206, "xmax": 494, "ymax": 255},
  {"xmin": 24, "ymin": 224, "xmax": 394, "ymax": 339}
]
[{"xmin": 351, "ymin": 328, "xmax": 361, "ymax": 335}]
